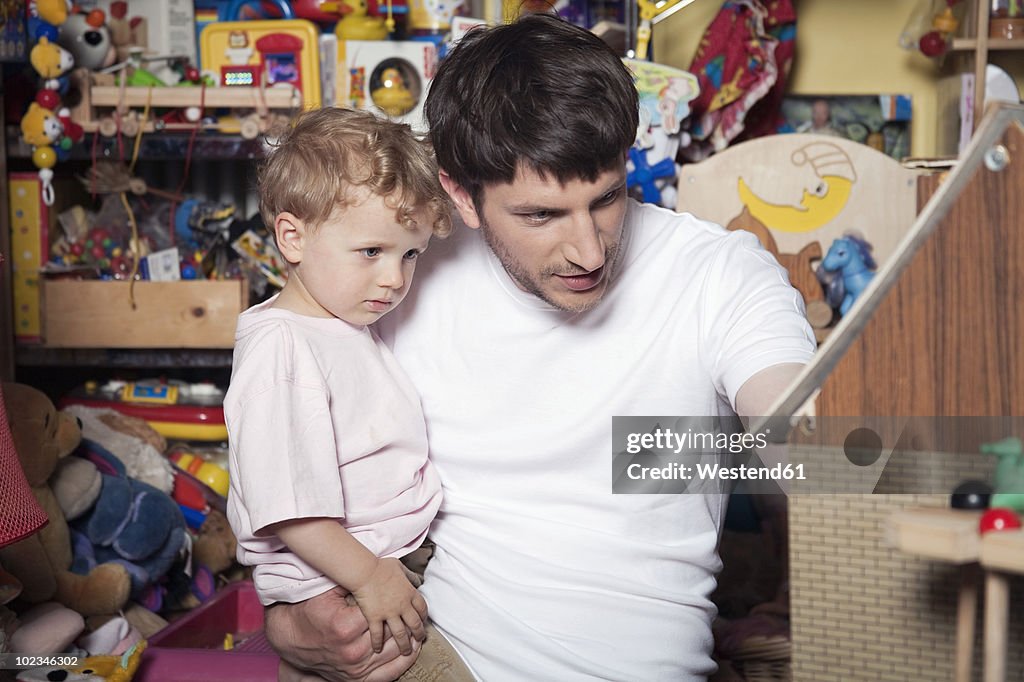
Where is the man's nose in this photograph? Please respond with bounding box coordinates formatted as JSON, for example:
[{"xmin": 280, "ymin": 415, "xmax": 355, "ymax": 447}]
[{"xmin": 563, "ymin": 214, "xmax": 605, "ymax": 271}]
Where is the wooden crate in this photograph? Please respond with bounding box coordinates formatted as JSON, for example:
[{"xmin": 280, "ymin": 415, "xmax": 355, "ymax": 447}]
[{"xmin": 42, "ymin": 280, "xmax": 247, "ymax": 349}]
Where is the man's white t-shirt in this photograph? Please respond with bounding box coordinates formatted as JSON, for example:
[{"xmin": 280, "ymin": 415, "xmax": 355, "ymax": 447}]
[{"xmin": 378, "ymin": 199, "xmax": 815, "ymax": 680}]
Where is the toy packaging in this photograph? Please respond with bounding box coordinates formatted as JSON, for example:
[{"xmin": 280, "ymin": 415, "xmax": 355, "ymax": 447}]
[{"xmin": 337, "ymin": 39, "xmax": 437, "ymax": 130}]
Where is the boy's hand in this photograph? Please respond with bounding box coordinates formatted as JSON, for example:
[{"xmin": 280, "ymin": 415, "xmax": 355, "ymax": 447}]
[{"xmin": 351, "ymin": 557, "xmax": 429, "ymax": 655}]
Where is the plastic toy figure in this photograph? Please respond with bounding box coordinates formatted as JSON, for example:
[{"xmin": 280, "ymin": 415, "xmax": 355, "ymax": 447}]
[
  {"xmin": 981, "ymin": 436, "xmax": 1024, "ymax": 512},
  {"xmin": 371, "ymin": 66, "xmax": 416, "ymax": 116},
  {"xmin": 820, "ymin": 234, "xmax": 877, "ymax": 316}
]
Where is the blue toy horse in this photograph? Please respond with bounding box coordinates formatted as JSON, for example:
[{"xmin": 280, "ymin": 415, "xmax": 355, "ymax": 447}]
[{"xmin": 820, "ymin": 235, "xmax": 877, "ymax": 316}]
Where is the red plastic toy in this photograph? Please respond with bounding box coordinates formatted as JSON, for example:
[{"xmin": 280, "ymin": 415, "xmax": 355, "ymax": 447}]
[{"xmin": 979, "ymin": 507, "xmax": 1022, "ymax": 534}]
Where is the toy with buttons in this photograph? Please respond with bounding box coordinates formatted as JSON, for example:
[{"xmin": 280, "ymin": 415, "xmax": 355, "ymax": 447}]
[{"xmin": 22, "ymin": 1, "xmax": 87, "ymax": 206}]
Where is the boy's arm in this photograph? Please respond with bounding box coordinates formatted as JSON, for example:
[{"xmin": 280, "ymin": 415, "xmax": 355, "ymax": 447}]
[{"xmin": 269, "ymin": 518, "xmax": 428, "ymax": 655}]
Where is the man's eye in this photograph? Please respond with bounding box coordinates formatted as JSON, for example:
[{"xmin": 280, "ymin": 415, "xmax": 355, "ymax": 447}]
[
  {"xmin": 525, "ymin": 211, "xmax": 552, "ymax": 223},
  {"xmin": 361, "ymin": 247, "xmax": 381, "ymax": 257},
  {"xmin": 403, "ymin": 250, "xmax": 420, "ymax": 260}
]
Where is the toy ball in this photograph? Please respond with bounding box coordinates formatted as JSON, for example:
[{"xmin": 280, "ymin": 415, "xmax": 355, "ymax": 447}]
[
  {"xmin": 35, "ymin": 88, "xmax": 60, "ymax": 110},
  {"xmin": 979, "ymin": 507, "xmax": 1022, "ymax": 534},
  {"xmin": 951, "ymin": 480, "xmax": 993, "ymax": 510},
  {"xmin": 919, "ymin": 31, "xmax": 947, "ymax": 57},
  {"xmin": 86, "ymin": 9, "xmax": 106, "ymax": 28},
  {"xmin": 32, "ymin": 145, "xmax": 57, "ymax": 169}
]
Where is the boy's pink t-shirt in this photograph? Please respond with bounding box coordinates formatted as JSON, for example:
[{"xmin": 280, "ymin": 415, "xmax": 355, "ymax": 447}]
[{"xmin": 225, "ymin": 299, "xmax": 442, "ymax": 605}]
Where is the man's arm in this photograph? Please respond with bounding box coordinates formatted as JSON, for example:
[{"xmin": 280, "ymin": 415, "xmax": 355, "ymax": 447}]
[
  {"xmin": 264, "ymin": 587, "xmax": 421, "ymax": 682},
  {"xmin": 734, "ymin": 362, "xmax": 804, "ymax": 419},
  {"xmin": 734, "ymin": 362, "xmax": 805, "ymax": 494}
]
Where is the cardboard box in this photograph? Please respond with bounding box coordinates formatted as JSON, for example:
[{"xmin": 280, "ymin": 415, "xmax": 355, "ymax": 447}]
[{"xmin": 42, "ymin": 279, "xmax": 247, "ymax": 349}]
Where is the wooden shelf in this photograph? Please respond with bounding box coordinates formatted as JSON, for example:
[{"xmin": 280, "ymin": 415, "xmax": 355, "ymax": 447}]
[{"xmin": 951, "ymin": 37, "xmax": 1024, "ymax": 50}]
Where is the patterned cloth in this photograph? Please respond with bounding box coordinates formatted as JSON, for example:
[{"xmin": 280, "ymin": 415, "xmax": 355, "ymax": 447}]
[{"xmin": 682, "ymin": 0, "xmax": 797, "ymax": 161}]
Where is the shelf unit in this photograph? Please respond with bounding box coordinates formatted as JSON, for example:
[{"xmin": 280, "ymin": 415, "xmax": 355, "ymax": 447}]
[{"xmin": 949, "ymin": 0, "xmax": 1024, "ymax": 128}]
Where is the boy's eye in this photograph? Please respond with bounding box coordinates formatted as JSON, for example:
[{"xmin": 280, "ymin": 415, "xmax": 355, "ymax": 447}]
[
  {"xmin": 361, "ymin": 247, "xmax": 381, "ymax": 258},
  {"xmin": 403, "ymin": 249, "xmax": 420, "ymax": 260}
]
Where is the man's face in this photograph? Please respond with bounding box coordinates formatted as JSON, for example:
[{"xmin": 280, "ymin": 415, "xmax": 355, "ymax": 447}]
[{"xmin": 444, "ymin": 165, "xmax": 628, "ymax": 313}]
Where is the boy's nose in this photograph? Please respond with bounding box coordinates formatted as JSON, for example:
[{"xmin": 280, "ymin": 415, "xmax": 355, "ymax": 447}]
[{"xmin": 378, "ymin": 262, "xmax": 405, "ymax": 289}]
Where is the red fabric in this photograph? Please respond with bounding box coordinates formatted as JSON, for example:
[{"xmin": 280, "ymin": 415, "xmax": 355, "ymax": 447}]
[
  {"xmin": 0, "ymin": 384, "xmax": 48, "ymax": 548},
  {"xmin": 683, "ymin": 0, "xmax": 796, "ymax": 161}
]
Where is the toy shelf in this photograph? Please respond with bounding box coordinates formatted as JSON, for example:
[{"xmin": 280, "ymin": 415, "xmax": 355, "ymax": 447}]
[
  {"xmin": 950, "ymin": 0, "xmax": 1024, "ymax": 130},
  {"xmin": 69, "ymin": 69, "xmax": 301, "ymax": 139}
]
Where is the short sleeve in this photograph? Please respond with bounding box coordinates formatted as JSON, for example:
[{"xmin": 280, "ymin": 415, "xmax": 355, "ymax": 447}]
[
  {"xmin": 227, "ymin": 366, "xmax": 346, "ymax": 535},
  {"xmin": 701, "ymin": 230, "xmax": 817, "ymax": 410}
]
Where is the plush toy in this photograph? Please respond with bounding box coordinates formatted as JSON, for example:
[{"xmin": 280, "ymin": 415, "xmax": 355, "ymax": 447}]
[
  {"xmin": 32, "ymin": 0, "xmax": 71, "ymax": 27},
  {"xmin": 0, "ymin": 384, "xmax": 131, "ymax": 618},
  {"xmin": 29, "ymin": 36, "xmax": 74, "ymax": 82},
  {"xmin": 68, "ymin": 443, "xmax": 186, "ymax": 601},
  {"xmin": 64, "ymin": 405, "xmax": 174, "ymax": 495},
  {"xmin": 58, "ymin": 11, "xmax": 117, "ymax": 72},
  {"xmin": 193, "ymin": 509, "xmax": 237, "ymax": 576},
  {"xmin": 17, "ymin": 639, "xmax": 146, "ymax": 682},
  {"xmin": 20, "ymin": 102, "xmax": 63, "ymax": 147}
]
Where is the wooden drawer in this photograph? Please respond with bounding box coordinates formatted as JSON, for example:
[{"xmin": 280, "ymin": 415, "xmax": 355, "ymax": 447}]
[{"xmin": 42, "ymin": 280, "xmax": 247, "ymax": 349}]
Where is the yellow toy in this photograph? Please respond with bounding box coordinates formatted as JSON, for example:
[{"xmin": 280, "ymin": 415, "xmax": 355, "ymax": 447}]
[
  {"xmin": 31, "ymin": 0, "xmax": 70, "ymax": 27},
  {"xmin": 333, "ymin": 0, "xmax": 388, "ymax": 40},
  {"xmin": 20, "ymin": 102, "xmax": 63, "ymax": 147},
  {"xmin": 29, "ymin": 36, "xmax": 74, "ymax": 82},
  {"xmin": 371, "ymin": 66, "xmax": 416, "ymax": 116},
  {"xmin": 200, "ymin": 20, "xmax": 321, "ymax": 109},
  {"xmin": 16, "ymin": 640, "xmax": 147, "ymax": 682}
]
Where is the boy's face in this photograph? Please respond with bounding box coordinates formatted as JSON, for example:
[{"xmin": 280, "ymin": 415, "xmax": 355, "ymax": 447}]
[
  {"xmin": 277, "ymin": 191, "xmax": 432, "ymax": 325},
  {"xmin": 443, "ymin": 164, "xmax": 628, "ymax": 313}
]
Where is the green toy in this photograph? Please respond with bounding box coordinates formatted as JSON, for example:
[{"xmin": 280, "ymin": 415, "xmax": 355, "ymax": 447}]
[{"xmin": 981, "ymin": 437, "xmax": 1024, "ymax": 512}]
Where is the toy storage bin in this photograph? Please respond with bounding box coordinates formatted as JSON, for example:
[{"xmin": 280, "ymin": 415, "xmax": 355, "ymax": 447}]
[
  {"xmin": 136, "ymin": 580, "xmax": 278, "ymax": 682},
  {"xmin": 41, "ymin": 279, "xmax": 247, "ymax": 349}
]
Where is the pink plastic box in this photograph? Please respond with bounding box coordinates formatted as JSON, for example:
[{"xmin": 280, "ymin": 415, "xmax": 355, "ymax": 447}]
[{"xmin": 136, "ymin": 581, "xmax": 278, "ymax": 682}]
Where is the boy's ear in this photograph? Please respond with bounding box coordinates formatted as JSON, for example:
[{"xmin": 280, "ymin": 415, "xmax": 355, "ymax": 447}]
[
  {"xmin": 438, "ymin": 170, "xmax": 481, "ymax": 229},
  {"xmin": 274, "ymin": 212, "xmax": 305, "ymax": 264}
]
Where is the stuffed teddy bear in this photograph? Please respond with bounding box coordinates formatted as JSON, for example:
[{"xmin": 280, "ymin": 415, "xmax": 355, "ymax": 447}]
[
  {"xmin": 19, "ymin": 102, "xmax": 63, "ymax": 147},
  {"xmin": 0, "ymin": 383, "xmax": 131, "ymax": 617}
]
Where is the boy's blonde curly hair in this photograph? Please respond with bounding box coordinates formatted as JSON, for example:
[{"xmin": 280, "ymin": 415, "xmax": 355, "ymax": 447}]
[{"xmin": 259, "ymin": 107, "xmax": 452, "ymax": 238}]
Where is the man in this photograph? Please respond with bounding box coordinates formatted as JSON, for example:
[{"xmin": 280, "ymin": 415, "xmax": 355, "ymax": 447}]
[{"xmin": 267, "ymin": 14, "xmax": 816, "ymax": 681}]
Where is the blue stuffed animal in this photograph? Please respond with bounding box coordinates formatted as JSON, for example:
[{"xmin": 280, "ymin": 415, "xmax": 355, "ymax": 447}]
[{"xmin": 69, "ymin": 441, "xmax": 186, "ymax": 599}]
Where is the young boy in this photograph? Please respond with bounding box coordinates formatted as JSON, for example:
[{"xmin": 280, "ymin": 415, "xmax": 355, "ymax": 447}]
[{"xmin": 224, "ymin": 107, "xmax": 464, "ymax": 675}]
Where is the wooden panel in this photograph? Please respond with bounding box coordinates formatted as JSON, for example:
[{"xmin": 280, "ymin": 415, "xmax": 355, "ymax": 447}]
[
  {"xmin": 677, "ymin": 133, "xmax": 920, "ymax": 265},
  {"xmin": 818, "ymin": 122, "xmax": 1024, "ymax": 416},
  {"xmin": 42, "ymin": 280, "xmax": 247, "ymax": 349}
]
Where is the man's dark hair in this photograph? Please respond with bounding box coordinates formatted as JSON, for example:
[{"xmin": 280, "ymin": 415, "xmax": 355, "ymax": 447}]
[{"xmin": 424, "ymin": 13, "xmax": 639, "ymax": 205}]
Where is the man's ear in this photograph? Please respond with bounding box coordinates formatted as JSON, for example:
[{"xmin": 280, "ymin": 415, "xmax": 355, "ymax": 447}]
[
  {"xmin": 438, "ymin": 170, "xmax": 482, "ymax": 229},
  {"xmin": 274, "ymin": 212, "xmax": 305, "ymax": 264}
]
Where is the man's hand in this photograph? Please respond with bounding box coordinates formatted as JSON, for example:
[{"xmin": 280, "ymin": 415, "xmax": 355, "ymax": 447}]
[{"xmin": 264, "ymin": 586, "xmax": 420, "ymax": 682}]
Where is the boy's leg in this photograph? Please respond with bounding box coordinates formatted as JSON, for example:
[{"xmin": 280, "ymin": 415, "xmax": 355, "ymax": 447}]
[{"xmin": 398, "ymin": 624, "xmax": 476, "ymax": 682}]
